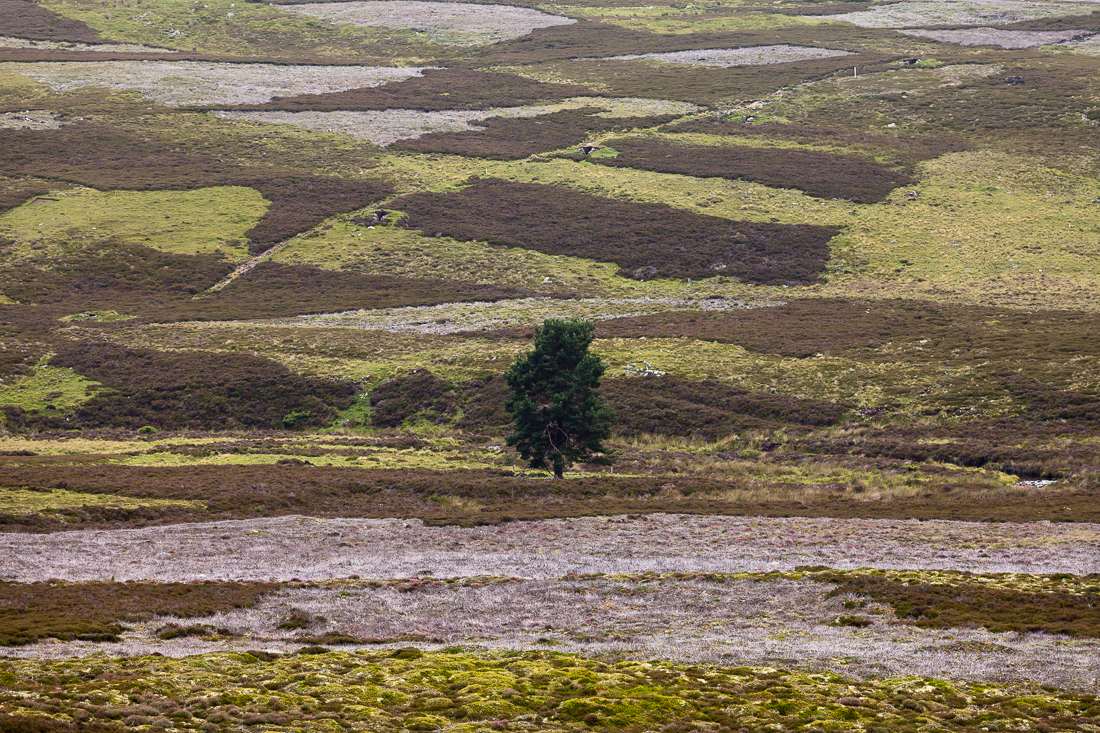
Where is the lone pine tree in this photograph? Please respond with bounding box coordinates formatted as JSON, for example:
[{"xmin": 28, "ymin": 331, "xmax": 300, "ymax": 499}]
[{"xmin": 504, "ymin": 318, "xmax": 614, "ymax": 479}]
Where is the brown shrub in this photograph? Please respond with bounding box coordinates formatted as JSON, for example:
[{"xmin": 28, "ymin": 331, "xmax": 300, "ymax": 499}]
[
  {"xmin": 0, "ymin": 715, "xmax": 123, "ymax": 733},
  {"xmin": 563, "ymin": 137, "xmax": 913, "ymax": 203},
  {"xmin": 393, "ymin": 178, "xmax": 837, "ymax": 283},
  {"xmin": 0, "ymin": 0, "xmax": 104, "ymax": 42},
  {"xmin": 0, "ymin": 185, "xmax": 55, "ymax": 216},
  {"xmin": 822, "ymin": 572, "xmax": 1100, "ymax": 638},
  {"xmin": 369, "ymin": 370, "xmax": 460, "ymax": 428},
  {"xmin": 391, "ymin": 108, "xmax": 680, "ymax": 160},
  {"xmin": 228, "ymin": 67, "xmax": 594, "ymax": 112},
  {"xmin": 0, "ymin": 580, "xmax": 272, "ymax": 646}
]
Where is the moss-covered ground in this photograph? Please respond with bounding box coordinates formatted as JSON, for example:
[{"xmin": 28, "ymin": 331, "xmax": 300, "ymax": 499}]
[{"xmin": 2, "ymin": 648, "xmax": 1098, "ymax": 732}]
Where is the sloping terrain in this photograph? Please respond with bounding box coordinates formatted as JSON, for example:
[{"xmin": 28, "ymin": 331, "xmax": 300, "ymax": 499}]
[{"xmin": 1, "ymin": 0, "xmax": 1099, "ymax": 725}]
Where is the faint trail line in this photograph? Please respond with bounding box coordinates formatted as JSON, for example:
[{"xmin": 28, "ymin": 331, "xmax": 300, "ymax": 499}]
[{"xmin": 200, "ymin": 239, "xmax": 292, "ymax": 295}]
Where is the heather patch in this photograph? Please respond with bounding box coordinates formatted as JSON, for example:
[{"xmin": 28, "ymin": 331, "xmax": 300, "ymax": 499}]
[
  {"xmin": 817, "ymin": 0, "xmax": 1094, "ymax": 28},
  {"xmin": 0, "ymin": 62, "xmax": 428, "ymax": 106},
  {"xmin": 899, "ymin": 26, "xmax": 1089, "ymax": 46},
  {"xmin": 593, "ymin": 44, "xmax": 853, "ymax": 66},
  {"xmin": 276, "ymin": 1, "xmax": 576, "ymax": 45},
  {"xmin": 0, "ymin": 362, "xmax": 101, "ymax": 420},
  {"xmin": 213, "ymin": 97, "xmax": 699, "ymax": 146}
]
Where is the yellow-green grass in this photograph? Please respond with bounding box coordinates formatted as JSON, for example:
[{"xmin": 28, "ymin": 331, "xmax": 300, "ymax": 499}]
[
  {"xmin": 0, "ymin": 487, "xmax": 203, "ymax": 515},
  {"xmin": 117, "ymin": 447, "xmax": 501, "ymax": 471},
  {"xmin": 371, "ymin": 143, "xmax": 1100, "ymax": 310},
  {"xmin": 0, "ymin": 362, "xmax": 101, "ymax": 417},
  {"xmin": 0, "ymin": 186, "xmax": 268, "ymax": 261},
  {"xmin": 564, "ymin": 7, "xmax": 834, "ymax": 34},
  {"xmin": 39, "ymin": 0, "xmax": 429, "ymax": 60}
]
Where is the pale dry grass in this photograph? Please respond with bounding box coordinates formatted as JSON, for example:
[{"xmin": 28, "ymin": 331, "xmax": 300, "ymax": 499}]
[
  {"xmin": 212, "ymin": 97, "xmax": 700, "ymax": 145},
  {"xmin": 0, "ymin": 36, "xmax": 175, "ymax": 53},
  {"xmin": 818, "ymin": 0, "xmax": 1094, "ymax": 28},
  {"xmin": 3, "ymin": 513, "xmax": 1097, "ymax": 583},
  {"xmin": 592, "ymin": 45, "xmax": 852, "ymax": 67},
  {"xmin": 11, "ymin": 576, "xmax": 1100, "ymax": 691},
  {"xmin": 270, "ymin": 295, "xmax": 759, "ymax": 334},
  {"xmin": 0, "ymin": 61, "xmax": 428, "ymax": 106},
  {"xmin": 898, "ymin": 27, "xmax": 1089, "ymax": 47},
  {"xmin": 0, "ymin": 110, "xmax": 66, "ymax": 130},
  {"xmin": 276, "ymin": 1, "xmax": 575, "ymax": 46}
]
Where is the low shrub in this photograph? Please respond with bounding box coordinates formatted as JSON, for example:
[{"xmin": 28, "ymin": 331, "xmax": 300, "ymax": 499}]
[
  {"xmin": 0, "ymin": 580, "xmax": 271, "ymax": 646},
  {"xmin": 45, "ymin": 342, "xmax": 357, "ymax": 431},
  {"xmin": 822, "ymin": 572, "xmax": 1100, "ymax": 637},
  {"xmin": 562, "ymin": 137, "xmax": 914, "ymax": 203},
  {"xmin": 369, "ymin": 370, "xmax": 460, "ymax": 428},
  {"xmin": 391, "ymin": 108, "xmax": 680, "ymax": 160},
  {"xmin": 395, "ymin": 178, "xmax": 837, "ymax": 283}
]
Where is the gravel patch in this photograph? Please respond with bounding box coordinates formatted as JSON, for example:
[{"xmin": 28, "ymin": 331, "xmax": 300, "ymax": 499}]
[
  {"xmin": 266, "ymin": 296, "xmax": 768, "ymax": 334},
  {"xmin": 0, "ymin": 36, "xmax": 175, "ymax": 53},
  {"xmin": 3, "ymin": 514, "xmax": 1097, "ymax": 583},
  {"xmin": 816, "ymin": 1, "xmax": 1094, "ymax": 28},
  {"xmin": 276, "ymin": 1, "xmax": 575, "ymax": 46},
  {"xmin": 591, "ymin": 45, "xmax": 852, "ymax": 66},
  {"xmin": 211, "ymin": 96, "xmax": 700, "ymax": 145},
  {"xmin": 899, "ymin": 27, "xmax": 1089, "ymax": 46},
  {"xmin": 11, "ymin": 577, "xmax": 1100, "ymax": 691},
  {"xmin": 0, "ymin": 61, "xmax": 429, "ymax": 106}
]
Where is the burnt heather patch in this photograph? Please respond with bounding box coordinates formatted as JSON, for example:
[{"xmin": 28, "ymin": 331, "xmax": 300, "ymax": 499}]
[
  {"xmin": 0, "ymin": 580, "xmax": 272, "ymax": 646},
  {"xmin": 228, "ymin": 67, "xmax": 595, "ymax": 112},
  {"xmin": 394, "ymin": 178, "xmax": 838, "ymax": 282},
  {"xmin": 563, "ymin": 137, "xmax": 915, "ymax": 203},
  {"xmin": 390, "ymin": 108, "xmax": 680, "ymax": 160}
]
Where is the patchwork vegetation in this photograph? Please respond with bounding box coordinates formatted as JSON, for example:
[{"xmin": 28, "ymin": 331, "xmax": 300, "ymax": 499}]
[
  {"xmin": 3, "ymin": 0, "xmax": 1100, "ymax": 710},
  {"xmin": 394, "ymin": 178, "xmax": 838, "ymax": 282}
]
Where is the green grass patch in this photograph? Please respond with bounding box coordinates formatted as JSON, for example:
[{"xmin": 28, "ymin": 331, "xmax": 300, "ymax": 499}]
[
  {"xmin": 0, "ymin": 186, "xmax": 266, "ymax": 261},
  {"xmin": 0, "ymin": 360, "xmax": 101, "ymax": 418},
  {"xmin": 0, "ymin": 487, "xmax": 204, "ymax": 515}
]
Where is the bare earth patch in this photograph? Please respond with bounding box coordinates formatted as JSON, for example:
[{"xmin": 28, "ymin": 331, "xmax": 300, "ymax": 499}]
[
  {"xmin": 276, "ymin": 1, "xmax": 576, "ymax": 46},
  {"xmin": 2, "ymin": 514, "xmax": 1096, "ymax": 583},
  {"xmin": 212, "ymin": 97, "xmax": 699, "ymax": 145},
  {"xmin": 816, "ymin": 1, "xmax": 1094, "ymax": 28},
  {"xmin": 899, "ymin": 27, "xmax": 1089, "ymax": 47},
  {"xmin": 0, "ymin": 61, "xmax": 429, "ymax": 106},
  {"xmin": 591, "ymin": 45, "xmax": 853, "ymax": 67}
]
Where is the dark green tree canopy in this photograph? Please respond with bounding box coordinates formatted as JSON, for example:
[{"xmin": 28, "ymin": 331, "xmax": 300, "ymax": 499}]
[{"xmin": 504, "ymin": 318, "xmax": 614, "ymax": 479}]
